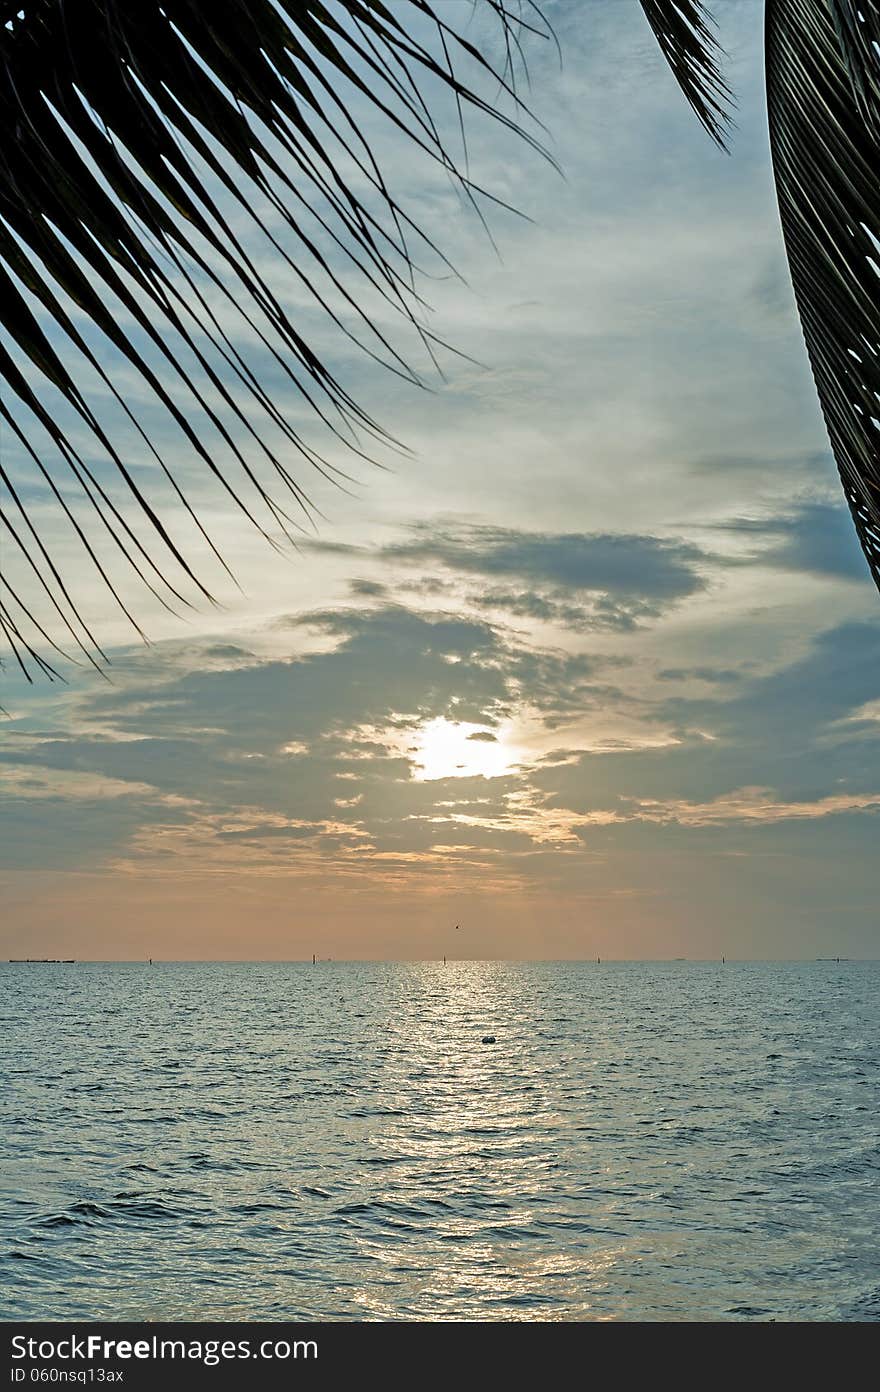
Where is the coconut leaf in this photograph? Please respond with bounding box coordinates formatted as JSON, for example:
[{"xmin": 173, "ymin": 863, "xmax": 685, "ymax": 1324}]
[
  {"xmin": 0, "ymin": 0, "xmax": 552, "ymax": 678},
  {"xmin": 638, "ymin": 0, "xmax": 733, "ymax": 147},
  {"xmin": 767, "ymin": 0, "xmax": 880, "ymax": 588}
]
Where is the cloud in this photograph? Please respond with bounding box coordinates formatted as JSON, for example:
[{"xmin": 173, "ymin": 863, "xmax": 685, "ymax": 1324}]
[
  {"xmin": 623, "ymin": 787, "xmax": 880, "ymax": 827},
  {"xmin": 719, "ymin": 499, "xmax": 870, "ymax": 580},
  {"xmin": 0, "ymin": 604, "xmax": 625, "ymax": 877},
  {"xmin": 531, "ymin": 620, "xmax": 880, "ymax": 827},
  {"xmin": 382, "ymin": 524, "xmax": 710, "ymax": 597},
  {"xmin": 0, "ymin": 767, "xmax": 193, "ymax": 871},
  {"xmin": 309, "ymin": 523, "xmax": 716, "ymax": 631},
  {"xmin": 657, "ymin": 667, "xmax": 743, "ymax": 684},
  {"xmin": 675, "ymin": 620, "xmax": 880, "ymax": 745},
  {"xmin": 348, "ymin": 579, "xmax": 387, "ymax": 598},
  {"xmin": 215, "ymin": 822, "xmax": 324, "ymax": 842},
  {"xmin": 8, "ymin": 595, "xmax": 879, "ymax": 908}
]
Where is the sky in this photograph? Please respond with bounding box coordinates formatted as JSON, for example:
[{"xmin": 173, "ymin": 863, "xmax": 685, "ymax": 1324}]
[{"xmin": 2, "ymin": 0, "xmax": 880, "ymax": 960}]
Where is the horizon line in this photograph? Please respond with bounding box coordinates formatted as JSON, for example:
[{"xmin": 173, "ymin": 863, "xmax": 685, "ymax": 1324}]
[{"xmin": 3, "ymin": 956, "xmax": 874, "ymax": 965}]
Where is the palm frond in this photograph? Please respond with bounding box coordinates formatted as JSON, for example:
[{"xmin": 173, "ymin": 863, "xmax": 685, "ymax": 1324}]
[
  {"xmin": 638, "ymin": 0, "xmax": 733, "ymax": 148},
  {"xmin": 0, "ymin": 0, "xmax": 552, "ymax": 679},
  {"xmin": 767, "ymin": 0, "xmax": 880, "ymax": 588},
  {"xmin": 827, "ymin": 0, "xmax": 880, "ymax": 140}
]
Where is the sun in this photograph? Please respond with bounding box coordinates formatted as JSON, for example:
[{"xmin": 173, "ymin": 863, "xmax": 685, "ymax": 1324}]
[{"xmin": 411, "ymin": 718, "xmax": 518, "ymax": 781}]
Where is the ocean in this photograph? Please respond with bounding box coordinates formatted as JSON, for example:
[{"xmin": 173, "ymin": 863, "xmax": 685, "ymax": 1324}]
[{"xmin": 1, "ymin": 960, "xmax": 878, "ymax": 1321}]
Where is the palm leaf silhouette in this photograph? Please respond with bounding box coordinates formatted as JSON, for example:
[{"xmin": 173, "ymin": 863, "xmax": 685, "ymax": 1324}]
[
  {"xmin": 2, "ymin": 0, "xmax": 880, "ymax": 683},
  {"xmin": 0, "ymin": 0, "xmax": 552, "ymax": 678},
  {"xmin": 766, "ymin": 0, "xmax": 880, "ymax": 587},
  {"xmin": 646, "ymin": 0, "xmax": 880, "ymax": 587}
]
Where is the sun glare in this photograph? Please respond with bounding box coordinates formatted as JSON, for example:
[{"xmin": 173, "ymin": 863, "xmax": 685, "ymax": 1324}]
[{"xmin": 411, "ymin": 718, "xmax": 518, "ymax": 781}]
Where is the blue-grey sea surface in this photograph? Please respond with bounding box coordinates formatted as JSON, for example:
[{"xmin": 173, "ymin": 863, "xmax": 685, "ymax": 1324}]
[{"xmin": 1, "ymin": 960, "xmax": 878, "ymax": 1321}]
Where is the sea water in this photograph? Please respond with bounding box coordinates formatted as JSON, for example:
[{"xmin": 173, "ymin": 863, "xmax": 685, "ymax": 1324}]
[{"xmin": 1, "ymin": 960, "xmax": 878, "ymax": 1321}]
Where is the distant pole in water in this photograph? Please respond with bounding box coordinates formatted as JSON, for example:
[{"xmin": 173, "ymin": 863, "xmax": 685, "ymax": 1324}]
[
  {"xmin": 443, "ymin": 954, "xmax": 446, "ymax": 965},
  {"xmin": 312, "ymin": 953, "xmax": 316, "ymax": 965},
  {"xmin": 722, "ymin": 955, "xmax": 725, "ymax": 964}
]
